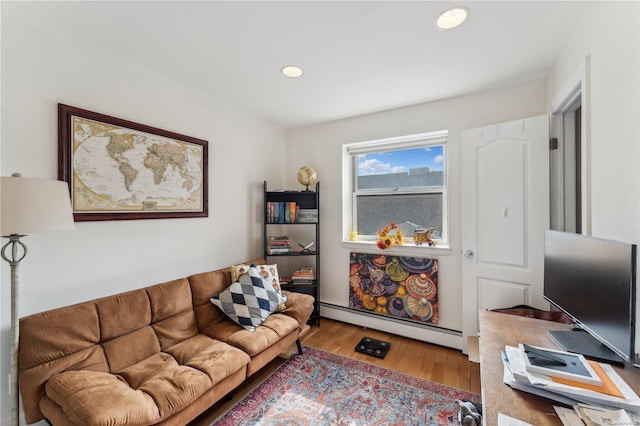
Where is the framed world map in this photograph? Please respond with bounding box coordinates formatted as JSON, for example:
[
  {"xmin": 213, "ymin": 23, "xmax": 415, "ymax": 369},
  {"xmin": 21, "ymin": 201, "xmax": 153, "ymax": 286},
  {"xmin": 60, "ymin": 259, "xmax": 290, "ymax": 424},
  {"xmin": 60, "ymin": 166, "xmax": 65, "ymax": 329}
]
[{"xmin": 58, "ymin": 104, "xmax": 208, "ymax": 221}]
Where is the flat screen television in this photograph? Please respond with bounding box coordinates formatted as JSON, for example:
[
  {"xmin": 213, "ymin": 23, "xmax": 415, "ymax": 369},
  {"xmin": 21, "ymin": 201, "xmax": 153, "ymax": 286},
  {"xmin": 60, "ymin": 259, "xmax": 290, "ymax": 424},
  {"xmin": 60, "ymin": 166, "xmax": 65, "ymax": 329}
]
[{"xmin": 543, "ymin": 230, "xmax": 638, "ymax": 366}]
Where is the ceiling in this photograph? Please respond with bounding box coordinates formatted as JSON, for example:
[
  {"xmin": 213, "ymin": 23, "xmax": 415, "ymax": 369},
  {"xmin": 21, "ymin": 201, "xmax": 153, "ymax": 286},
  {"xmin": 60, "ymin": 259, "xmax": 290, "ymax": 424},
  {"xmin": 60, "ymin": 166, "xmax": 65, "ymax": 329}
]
[{"xmin": 7, "ymin": 1, "xmax": 594, "ymax": 129}]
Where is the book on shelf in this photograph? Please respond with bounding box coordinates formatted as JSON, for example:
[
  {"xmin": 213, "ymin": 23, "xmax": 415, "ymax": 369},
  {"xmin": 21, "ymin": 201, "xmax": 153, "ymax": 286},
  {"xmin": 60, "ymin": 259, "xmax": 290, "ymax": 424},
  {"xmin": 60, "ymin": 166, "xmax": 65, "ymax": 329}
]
[
  {"xmin": 279, "ymin": 276, "xmax": 292, "ymax": 285},
  {"xmin": 267, "ymin": 248, "xmax": 291, "ymax": 254},
  {"xmin": 269, "ymin": 241, "xmax": 290, "ymax": 247},
  {"xmin": 292, "ymin": 267, "xmax": 314, "ymax": 276},
  {"xmin": 267, "ymin": 235, "xmax": 291, "ymax": 254},
  {"xmin": 269, "ymin": 241, "xmax": 291, "ymax": 247},
  {"xmin": 266, "ymin": 202, "xmax": 282, "ymax": 223},
  {"xmin": 502, "ymin": 344, "xmax": 640, "ymax": 413},
  {"xmin": 278, "ymin": 202, "xmax": 284, "ymax": 223},
  {"xmin": 292, "ymin": 267, "xmax": 314, "ymax": 284},
  {"xmin": 266, "ymin": 202, "xmax": 300, "ymax": 223},
  {"xmin": 285, "ymin": 202, "xmax": 291, "ymax": 223},
  {"xmin": 298, "ymin": 209, "xmax": 318, "ymax": 223}
]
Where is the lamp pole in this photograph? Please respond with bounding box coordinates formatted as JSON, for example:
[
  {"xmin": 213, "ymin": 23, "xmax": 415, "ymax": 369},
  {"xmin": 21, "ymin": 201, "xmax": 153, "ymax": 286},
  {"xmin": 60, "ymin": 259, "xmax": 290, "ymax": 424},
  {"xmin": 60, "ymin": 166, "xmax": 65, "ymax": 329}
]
[
  {"xmin": 1, "ymin": 174, "xmax": 75, "ymax": 426},
  {"xmin": 1, "ymin": 235, "xmax": 27, "ymax": 426}
]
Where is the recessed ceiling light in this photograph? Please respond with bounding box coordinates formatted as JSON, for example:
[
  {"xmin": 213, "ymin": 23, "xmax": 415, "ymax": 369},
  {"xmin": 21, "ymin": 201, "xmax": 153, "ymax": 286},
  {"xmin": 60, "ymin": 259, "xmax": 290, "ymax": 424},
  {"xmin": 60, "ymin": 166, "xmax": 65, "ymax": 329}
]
[
  {"xmin": 281, "ymin": 65, "xmax": 303, "ymax": 78},
  {"xmin": 436, "ymin": 7, "xmax": 469, "ymax": 30}
]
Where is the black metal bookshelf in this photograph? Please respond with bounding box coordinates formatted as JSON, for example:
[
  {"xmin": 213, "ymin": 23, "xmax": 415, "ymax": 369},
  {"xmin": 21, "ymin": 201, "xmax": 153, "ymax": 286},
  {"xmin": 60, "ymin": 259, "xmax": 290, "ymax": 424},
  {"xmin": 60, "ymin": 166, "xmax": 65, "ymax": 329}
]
[{"xmin": 263, "ymin": 180, "xmax": 320, "ymax": 325}]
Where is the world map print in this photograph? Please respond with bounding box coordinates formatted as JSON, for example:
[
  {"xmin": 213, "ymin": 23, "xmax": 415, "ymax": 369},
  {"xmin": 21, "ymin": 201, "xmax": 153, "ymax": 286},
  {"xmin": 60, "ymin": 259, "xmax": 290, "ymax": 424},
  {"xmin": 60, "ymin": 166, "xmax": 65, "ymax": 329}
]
[{"xmin": 71, "ymin": 116, "xmax": 204, "ymax": 213}]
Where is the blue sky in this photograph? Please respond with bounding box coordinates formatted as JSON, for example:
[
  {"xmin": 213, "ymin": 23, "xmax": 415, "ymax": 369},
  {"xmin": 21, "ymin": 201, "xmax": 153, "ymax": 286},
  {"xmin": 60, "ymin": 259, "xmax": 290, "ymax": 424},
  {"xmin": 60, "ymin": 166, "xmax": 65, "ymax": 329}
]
[{"xmin": 357, "ymin": 146, "xmax": 444, "ymax": 176}]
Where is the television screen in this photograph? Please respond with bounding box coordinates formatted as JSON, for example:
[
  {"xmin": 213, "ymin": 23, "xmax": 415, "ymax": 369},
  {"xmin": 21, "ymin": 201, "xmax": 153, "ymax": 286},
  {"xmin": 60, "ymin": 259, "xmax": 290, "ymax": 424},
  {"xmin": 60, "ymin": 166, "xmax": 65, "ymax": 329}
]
[{"xmin": 543, "ymin": 230, "xmax": 637, "ymax": 364}]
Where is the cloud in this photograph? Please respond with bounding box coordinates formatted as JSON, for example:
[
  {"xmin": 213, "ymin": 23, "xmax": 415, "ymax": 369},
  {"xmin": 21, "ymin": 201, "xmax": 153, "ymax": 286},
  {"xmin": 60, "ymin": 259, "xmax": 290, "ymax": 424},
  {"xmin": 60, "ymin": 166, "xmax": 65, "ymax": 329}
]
[
  {"xmin": 432, "ymin": 154, "xmax": 443, "ymax": 164},
  {"xmin": 391, "ymin": 166, "xmax": 407, "ymax": 173},
  {"xmin": 358, "ymin": 158, "xmax": 407, "ymax": 175}
]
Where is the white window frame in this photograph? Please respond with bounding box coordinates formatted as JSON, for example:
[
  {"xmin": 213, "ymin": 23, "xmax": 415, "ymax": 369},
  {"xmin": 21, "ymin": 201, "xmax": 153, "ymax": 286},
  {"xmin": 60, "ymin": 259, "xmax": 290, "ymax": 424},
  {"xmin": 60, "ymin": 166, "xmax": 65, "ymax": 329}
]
[{"xmin": 341, "ymin": 130, "xmax": 450, "ymax": 252}]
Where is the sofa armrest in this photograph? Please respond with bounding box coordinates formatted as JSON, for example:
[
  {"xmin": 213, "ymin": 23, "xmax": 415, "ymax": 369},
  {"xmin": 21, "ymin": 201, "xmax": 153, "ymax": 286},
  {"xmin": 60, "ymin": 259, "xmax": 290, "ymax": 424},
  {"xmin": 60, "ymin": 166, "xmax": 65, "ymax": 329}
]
[{"xmin": 280, "ymin": 291, "xmax": 315, "ymax": 326}]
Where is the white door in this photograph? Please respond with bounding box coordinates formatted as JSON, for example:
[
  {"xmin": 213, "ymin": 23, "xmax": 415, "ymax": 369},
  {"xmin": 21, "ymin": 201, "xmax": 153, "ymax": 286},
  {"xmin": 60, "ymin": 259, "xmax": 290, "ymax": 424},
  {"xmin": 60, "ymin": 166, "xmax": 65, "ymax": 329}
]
[{"xmin": 461, "ymin": 115, "xmax": 550, "ymax": 352}]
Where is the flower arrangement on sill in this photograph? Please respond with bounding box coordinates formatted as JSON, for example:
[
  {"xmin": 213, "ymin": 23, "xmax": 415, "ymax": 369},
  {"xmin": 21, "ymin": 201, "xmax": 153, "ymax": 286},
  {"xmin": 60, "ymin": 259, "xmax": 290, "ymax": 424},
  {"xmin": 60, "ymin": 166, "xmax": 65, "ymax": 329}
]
[{"xmin": 376, "ymin": 222, "xmax": 404, "ymax": 250}]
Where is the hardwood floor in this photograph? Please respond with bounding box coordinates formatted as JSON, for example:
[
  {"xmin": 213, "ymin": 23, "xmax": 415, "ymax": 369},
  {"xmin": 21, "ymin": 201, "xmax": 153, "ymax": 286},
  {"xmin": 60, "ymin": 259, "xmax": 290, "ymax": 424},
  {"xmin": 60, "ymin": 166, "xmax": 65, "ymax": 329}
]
[{"xmin": 190, "ymin": 318, "xmax": 481, "ymax": 425}]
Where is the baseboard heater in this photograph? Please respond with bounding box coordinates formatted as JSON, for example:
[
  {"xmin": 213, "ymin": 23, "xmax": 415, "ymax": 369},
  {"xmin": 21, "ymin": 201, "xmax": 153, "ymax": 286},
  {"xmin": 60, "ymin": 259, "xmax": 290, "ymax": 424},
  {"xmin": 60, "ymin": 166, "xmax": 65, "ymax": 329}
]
[{"xmin": 319, "ymin": 302, "xmax": 461, "ymax": 336}]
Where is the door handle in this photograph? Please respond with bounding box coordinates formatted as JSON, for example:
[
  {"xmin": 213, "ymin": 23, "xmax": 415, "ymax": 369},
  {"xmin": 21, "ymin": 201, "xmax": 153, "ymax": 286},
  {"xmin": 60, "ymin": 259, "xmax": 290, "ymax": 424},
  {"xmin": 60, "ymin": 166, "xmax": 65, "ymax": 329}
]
[{"xmin": 463, "ymin": 250, "xmax": 474, "ymax": 258}]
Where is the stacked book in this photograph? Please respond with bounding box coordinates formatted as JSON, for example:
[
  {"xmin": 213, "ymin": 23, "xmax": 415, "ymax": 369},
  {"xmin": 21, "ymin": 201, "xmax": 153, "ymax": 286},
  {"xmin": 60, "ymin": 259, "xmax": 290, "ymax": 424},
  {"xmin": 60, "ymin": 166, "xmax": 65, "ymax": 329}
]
[
  {"xmin": 292, "ymin": 267, "xmax": 314, "ymax": 285},
  {"xmin": 267, "ymin": 235, "xmax": 291, "ymax": 254},
  {"xmin": 278, "ymin": 275, "xmax": 292, "ymax": 286},
  {"xmin": 501, "ymin": 343, "xmax": 640, "ymax": 416}
]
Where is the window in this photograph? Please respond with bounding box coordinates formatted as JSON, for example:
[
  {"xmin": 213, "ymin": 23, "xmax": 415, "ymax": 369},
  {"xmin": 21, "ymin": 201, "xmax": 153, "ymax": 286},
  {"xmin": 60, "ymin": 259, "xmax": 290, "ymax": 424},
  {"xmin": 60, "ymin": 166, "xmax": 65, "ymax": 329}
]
[{"xmin": 343, "ymin": 131, "xmax": 448, "ymax": 246}]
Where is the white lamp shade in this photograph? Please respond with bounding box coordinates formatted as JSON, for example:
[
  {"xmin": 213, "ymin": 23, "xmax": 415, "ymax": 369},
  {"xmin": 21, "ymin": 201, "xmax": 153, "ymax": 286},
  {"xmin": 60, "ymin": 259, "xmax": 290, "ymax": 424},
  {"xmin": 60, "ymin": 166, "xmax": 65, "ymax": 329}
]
[{"xmin": 1, "ymin": 176, "xmax": 75, "ymax": 235}]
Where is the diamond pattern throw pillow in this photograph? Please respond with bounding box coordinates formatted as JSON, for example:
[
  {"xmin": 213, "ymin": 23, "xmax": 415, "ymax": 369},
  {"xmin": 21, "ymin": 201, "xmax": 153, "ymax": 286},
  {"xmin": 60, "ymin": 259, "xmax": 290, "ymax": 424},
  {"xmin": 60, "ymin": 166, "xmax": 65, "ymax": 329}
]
[
  {"xmin": 231, "ymin": 263, "xmax": 286, "ymax": 311},
  {"xmin": 211, "ymin": 264, "xmax": 288, "ymax": 332}
]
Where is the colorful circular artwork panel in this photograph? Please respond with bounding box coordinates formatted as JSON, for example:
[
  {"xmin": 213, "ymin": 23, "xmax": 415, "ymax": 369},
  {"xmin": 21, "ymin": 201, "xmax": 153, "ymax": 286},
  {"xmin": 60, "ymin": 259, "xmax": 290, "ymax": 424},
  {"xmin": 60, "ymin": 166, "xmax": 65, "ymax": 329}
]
[{"xmin": 349, "ymin": 252, "xmax": 439, "ymax": 325}]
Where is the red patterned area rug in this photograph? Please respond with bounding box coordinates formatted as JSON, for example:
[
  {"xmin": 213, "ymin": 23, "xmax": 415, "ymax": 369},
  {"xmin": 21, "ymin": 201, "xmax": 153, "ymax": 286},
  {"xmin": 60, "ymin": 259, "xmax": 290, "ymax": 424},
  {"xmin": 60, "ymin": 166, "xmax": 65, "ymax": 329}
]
[{"xmin": 212, "ymin": 347, "xmax": 480, "ymax": 425}]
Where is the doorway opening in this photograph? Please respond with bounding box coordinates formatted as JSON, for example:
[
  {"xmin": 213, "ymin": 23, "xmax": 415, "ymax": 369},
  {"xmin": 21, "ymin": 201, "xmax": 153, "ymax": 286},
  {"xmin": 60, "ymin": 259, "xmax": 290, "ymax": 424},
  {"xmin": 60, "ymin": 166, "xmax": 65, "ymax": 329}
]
[{"xmin": 550, "ymin": 88, "xmax": 584, "ymax": 234}]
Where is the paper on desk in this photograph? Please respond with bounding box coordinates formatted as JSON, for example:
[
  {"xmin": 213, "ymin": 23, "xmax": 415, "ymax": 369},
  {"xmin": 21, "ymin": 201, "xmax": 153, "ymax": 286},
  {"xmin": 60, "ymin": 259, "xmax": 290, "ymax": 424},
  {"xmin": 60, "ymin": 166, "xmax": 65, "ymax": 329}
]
[
  {"xmin": 497, "ymin": 413, "xmax": 533, "ymax": 426},
  {"xmin": 504, "ymin": 346, "xmax": 640, "ymax": 412},
  {"xmin": 575, "ymin": 404, "xmax": 635, "ymax": 426},
  {"xmin": 553, "ymin": 406, "xmax": 583, "ymax": 426},
  {"xmin": 554, "ymin": 404, "xmax": 640, "ymax": 426},
  {"xmin": 503, "ymin": 358, "xmax": 577, "ymax": 406}
]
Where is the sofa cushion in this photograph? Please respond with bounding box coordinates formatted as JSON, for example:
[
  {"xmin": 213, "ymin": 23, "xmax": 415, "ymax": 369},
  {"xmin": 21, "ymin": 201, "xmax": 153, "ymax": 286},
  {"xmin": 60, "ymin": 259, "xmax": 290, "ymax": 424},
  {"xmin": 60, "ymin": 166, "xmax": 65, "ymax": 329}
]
[
  {"xmin": 20, "ymin": 346, "xmax": 108, "ymax": 425},
  {"xmin": 146, "ymin": 278, "xmax": 193, "ymax": 323},
  {"xmin": 163, "ymin": 334, "xmax": 250, "ymax": 383},
  {"xmin": 188, "ymin": 269, "xmax": 232, "ymax": 307},
  {"xmin": 210, "ymin": 265, "xmax": 287, "ymax": 332},
  {"xmin": 46, "ymin": 370, "xmax": 160, "ymax": 425},
  {"xmin": 96, "ymin": 289, "xmax": 151, "ymax": 341},
  {"xmin": 19, "ymin": 302, "xmax": 106, "ymax": 424},
  {"xmin": 136, "ymin": 364, "xmax": 212, "ymax": 418},
  {"xmin": 152, "ymin": 309, "xmax": 199, "ymax": 350},
  {"xmin": 46, "ymin": 334, "xmax": 250, "ymax": 425},
  {"xmin": 118, "ymin": 352, "xmax": 179, "ymax": 389},
  {"xmin": 102, "ymin": 326, "xmax": 161, "ymax": 373},
  {"xmin": 205, "ymin": 313, "xmax": 299, "ymax": 356}
]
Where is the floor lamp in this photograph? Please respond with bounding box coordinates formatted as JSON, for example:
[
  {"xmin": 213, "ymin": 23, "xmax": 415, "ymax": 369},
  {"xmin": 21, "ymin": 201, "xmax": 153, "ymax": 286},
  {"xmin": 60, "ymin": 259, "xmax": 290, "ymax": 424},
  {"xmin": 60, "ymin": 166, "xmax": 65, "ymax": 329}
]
[{"xmin": 1, "ymin": 174, "xmax": 74, "ymax": 426}]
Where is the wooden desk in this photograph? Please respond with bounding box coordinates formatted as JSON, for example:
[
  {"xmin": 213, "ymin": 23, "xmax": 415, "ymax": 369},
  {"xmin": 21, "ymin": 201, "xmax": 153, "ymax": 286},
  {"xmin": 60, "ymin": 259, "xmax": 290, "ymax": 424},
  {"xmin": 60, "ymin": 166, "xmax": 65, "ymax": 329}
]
[{"xmin": 478, "ymin": 310, "xmax": 640, "ymax": 425}]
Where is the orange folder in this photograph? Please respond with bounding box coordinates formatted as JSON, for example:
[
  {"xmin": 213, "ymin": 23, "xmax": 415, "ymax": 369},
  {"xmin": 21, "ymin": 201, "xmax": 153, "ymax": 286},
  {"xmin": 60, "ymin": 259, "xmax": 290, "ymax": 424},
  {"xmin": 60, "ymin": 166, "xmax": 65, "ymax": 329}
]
[{"xmin": 551, "ymin": 360, "xmax": 624, "ymax": 398}]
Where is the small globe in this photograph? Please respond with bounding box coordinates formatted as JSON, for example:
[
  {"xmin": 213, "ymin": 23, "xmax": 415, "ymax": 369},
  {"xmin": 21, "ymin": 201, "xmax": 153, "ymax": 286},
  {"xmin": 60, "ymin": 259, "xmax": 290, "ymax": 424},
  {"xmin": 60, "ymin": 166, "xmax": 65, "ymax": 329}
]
[{"xmin": 297, "ymin": 166, "xmax": 318, "ymax": 190}]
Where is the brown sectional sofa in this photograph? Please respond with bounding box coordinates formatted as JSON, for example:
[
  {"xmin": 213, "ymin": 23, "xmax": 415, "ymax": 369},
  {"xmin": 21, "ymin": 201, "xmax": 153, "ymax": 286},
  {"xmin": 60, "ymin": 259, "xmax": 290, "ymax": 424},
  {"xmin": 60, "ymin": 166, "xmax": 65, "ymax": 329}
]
[{"xmin": 18, "ymin": 258, "xmax": 315, "ymax": 425}]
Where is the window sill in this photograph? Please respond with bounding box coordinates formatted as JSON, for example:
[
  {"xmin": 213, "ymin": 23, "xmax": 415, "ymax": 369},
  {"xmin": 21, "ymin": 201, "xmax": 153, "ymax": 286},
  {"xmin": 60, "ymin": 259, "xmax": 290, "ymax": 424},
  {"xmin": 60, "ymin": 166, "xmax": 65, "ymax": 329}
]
[{"xmin": 339, "ymin": 240, "xmax": 452, "ymax": 256}]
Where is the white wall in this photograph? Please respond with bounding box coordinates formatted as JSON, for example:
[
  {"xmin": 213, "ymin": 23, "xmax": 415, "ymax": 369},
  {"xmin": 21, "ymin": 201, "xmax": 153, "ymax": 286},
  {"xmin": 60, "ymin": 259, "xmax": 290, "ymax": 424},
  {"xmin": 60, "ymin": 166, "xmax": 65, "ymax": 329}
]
[
  {"xmin": 286, "ymin": 79, "xmax": 548, "ymax": 347},
  {"xmin": 284, "ymin": 0, "xmax": 640, "ymax": 356},
  {"xmin": 0, "ymin": 8, "xmax": 287, "ymax": 425},
  {"xmin": 548, "ymin": 1, "xmax": 640, "ymax": 363},
  {"xmin": 549, "ymin": 1, "xmax": 640, "ymax": 242}
]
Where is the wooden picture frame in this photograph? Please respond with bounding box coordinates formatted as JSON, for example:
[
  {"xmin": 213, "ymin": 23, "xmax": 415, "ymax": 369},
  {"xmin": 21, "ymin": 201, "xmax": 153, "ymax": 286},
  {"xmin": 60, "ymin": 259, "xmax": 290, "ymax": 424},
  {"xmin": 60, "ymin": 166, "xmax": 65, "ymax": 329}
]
[{"xmin": 58, "ymin": 104, "xmax": 208, "ymax": 221}]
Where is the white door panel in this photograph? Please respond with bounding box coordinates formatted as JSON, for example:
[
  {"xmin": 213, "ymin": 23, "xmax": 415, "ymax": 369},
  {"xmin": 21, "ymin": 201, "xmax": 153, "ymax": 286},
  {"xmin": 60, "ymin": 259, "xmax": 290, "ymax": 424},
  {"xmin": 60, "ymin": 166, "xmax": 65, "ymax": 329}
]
[
  {"xmin": 477, "ymin": 138, "xmax": 527, "ymax": 267},
  {"xmin": 461, "ymin": 115, "xmax": 549, "ymax": 353}
]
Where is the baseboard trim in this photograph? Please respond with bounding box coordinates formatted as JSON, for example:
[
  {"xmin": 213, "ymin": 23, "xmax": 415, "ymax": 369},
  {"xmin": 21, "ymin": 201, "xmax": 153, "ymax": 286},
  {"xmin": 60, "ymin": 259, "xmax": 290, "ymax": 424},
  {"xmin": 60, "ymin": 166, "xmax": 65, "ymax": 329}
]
[{"xmin": 320, "ymin": 302, "xmax": 463, "ymax": 350}]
